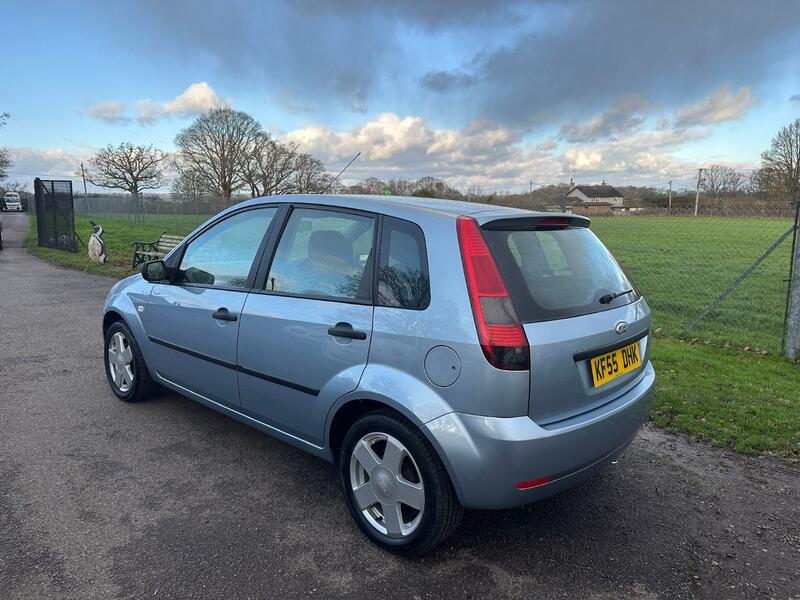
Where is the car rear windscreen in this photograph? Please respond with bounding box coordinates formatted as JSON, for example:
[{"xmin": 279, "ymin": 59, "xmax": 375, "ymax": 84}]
[{"xmin": 481, "ymin": 224, "xmax": 640, "ymax": 323}]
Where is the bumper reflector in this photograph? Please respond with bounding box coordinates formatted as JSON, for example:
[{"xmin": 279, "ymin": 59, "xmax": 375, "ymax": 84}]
[{"xmin": 515, "ymin": 477, "xmax": 550, "ymax": 490}]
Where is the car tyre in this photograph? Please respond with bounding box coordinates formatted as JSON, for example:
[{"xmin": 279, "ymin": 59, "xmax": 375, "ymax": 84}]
[
  {"xmin": 104, "ymin": 321, "xmax": 158, "ymax": 402},
  {"xmin": 339, "ymin": 410, "xmax": 463, "ymax": 555}
]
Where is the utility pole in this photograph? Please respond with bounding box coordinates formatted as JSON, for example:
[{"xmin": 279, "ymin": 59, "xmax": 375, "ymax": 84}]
[
  {"xmin": 81, "ymin": 163, "xmax": 89, "ymax": 213},
  {"xmin": 528, "ymin": 180, "xmax": 533, "ymax": 205},
  {"xmin": 694, "ymin": 168, "xmax": 705, "ymax": 216},
  {"xmin": 668, "ymin": 179, "xmax": 672, "ymax": 212},
  {"xmin": 785, "ymin": 199, "xmax": 800, "ymax": 360},
  {"xmin": 80, "ymin": 162, "xmax": 89, "ymax": 197}
]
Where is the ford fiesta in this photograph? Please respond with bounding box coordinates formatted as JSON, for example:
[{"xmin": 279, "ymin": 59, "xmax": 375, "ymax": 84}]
[{"xmin": 102, "ymin": 194, "xmax": 655, "ymax": 554}]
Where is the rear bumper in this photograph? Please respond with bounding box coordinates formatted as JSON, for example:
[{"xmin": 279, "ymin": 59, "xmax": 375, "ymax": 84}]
[{"xmin": 424, "ymin": 361, "xmax": 655, "ymax": 509}]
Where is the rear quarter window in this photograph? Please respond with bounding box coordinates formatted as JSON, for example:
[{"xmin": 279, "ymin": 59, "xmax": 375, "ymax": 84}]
[
  {"xmin": 483, "ymin": 225, "xmax": 639, "ymax": 322},
  {"xmin": 377, "ymin": 217, "xmax": 430, "ymax": 310}
]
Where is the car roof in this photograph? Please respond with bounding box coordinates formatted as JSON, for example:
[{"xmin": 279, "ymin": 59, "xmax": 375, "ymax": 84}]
[{"xmin": 237, "ymin": 193, "xmax": 566, "ymax": 223}]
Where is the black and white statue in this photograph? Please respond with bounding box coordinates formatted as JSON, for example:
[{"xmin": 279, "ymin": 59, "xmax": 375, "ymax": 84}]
[{"xmin": 88, "ymin": 220, "xmax": 107, "ymax": 264}]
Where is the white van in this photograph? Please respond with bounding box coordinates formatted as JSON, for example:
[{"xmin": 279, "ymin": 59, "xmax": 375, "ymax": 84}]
[{"xmin": 2, "ymin": 192, "xmax": 22, "ymax": 211}]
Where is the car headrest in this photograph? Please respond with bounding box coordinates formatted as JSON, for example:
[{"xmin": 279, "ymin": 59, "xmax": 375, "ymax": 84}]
[{"xmin": 308, "ymin": 230, "xmax": 353, "ymax": 265}]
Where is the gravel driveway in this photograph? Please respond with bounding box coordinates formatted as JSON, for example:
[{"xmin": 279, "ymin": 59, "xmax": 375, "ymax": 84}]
[{"xmin": 1, "ymin": 212, "xmax": 798, "ymax": 599}]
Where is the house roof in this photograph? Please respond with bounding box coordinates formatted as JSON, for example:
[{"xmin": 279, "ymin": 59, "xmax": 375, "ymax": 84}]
[{"xmin": 566, "ymin": 184, "xmax": 622, "ymax": 198}]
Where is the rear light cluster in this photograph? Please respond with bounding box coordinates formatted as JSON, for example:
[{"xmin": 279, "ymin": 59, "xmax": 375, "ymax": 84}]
[{"xmin": 457, "ymin": 216, "xmax": 530, "ymax": 371}]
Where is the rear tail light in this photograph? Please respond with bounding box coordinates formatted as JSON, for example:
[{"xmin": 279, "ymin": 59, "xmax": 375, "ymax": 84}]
[{"xmin": 457, "ymin": 216, "xmax": 530, "ymax": 371}]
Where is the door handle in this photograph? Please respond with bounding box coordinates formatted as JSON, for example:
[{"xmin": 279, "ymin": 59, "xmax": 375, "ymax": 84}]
[
  {"xmin": 212, "ymin": 307, "xmax": 238, "ymax": 322},
  {"xmin": 327, "ymin": 322, "xmax": 367, "ymax": 340}
]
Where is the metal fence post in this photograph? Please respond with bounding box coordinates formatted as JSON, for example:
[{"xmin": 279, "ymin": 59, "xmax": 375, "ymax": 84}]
[{"xmin": 785, "ymin": 200, "xmax": 800, "ymax": 360}]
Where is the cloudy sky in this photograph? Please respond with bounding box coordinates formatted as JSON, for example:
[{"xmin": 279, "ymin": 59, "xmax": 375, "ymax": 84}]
[{"xmin": 3, "ymin": 0, "xmax": 800, "ymax": 193}]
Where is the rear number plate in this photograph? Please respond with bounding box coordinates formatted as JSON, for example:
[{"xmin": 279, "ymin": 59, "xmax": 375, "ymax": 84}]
[{"xmin": 590, "ymin": 342, "xmax": 641, "ymax": 387}]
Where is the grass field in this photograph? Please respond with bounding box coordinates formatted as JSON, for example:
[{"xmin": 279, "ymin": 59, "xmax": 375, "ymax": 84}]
[
  {"xmin": 26, "ymin": 215, "xmax": 207, "ymax": 278},
  {"xmin": 592, "ymin": 216, "xmax": 794, "ymax": 352},
  {"xmin": 26, "ymin": 213, "xmax": 796, "ymax": 351},
  {"xmin": 23, "ymin": 211, "xmax": 800, "ymax": 461}
]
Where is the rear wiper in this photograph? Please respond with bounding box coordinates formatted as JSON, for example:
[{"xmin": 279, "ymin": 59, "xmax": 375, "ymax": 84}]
[{"xmin": 599, "ymin": 288, "xmax": 633, "ymax": 304}]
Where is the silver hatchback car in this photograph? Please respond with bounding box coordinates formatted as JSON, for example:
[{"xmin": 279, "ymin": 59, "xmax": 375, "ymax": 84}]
[{"xmin": 102, "ymin": 194, "xmax": 655, "ymax": 554}]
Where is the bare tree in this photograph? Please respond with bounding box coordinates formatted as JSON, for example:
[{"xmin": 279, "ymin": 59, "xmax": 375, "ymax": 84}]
[
  {"xmin": 0, "ymin": 112, "xmax": 11, "ymax": 180},
  {"xmin": 745, "ymin": 167, "xmax": 781, "ymax": 199},
  {"xmin": 259, "ymin": 139, "xmax": 302, "ymax": 196},
  {"xmin": 292, "ymin": 153, "xmax": 329, "ymax": 193},
  {"xmin": 81, "ymin": 143, "xmax": 166, "ymax": 218},
  {"xmin": 241, "ymin": 134, "xmax": 303, "ymax": 197},
  {"xmin": 170, "ymin": 159, "xmax": 209, "ymax": 202},
  {"xmin": 174, "ymin": 108, "xmax": 263, "ymax": 206},
  {"xmin": 701, "ymin": 164, "xmax": 743, "ymax": 197},
  {"xmin": 761, "ymin": 118, "xmax": 800, "ymax": 199},
  {"xmin": 0, "ymin": 148, "xmax": 10, "ymax": 181},
  {"xmin": 1, "ymin": 180, "xmax": 29, "ymax": 193}
]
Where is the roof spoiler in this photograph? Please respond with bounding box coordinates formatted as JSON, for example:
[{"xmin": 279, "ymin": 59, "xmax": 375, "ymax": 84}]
[{"xmin": 480, "ymin": 215, "xmax": 591, "ymax": 231}]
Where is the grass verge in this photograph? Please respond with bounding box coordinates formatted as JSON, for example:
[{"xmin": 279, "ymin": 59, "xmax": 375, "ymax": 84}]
[
  {"xmin": 651, "ymin": 336, "xmax": 798, "ymax": 462},
  {"xmin": 25, "ymin": 215, "xmax": 202, "ymax": 279}
]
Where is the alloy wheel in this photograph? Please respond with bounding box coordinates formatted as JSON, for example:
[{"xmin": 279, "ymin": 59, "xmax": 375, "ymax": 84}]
[
  {"xmin": 349, "ymin": 432, "xmax": 425, "ymax": 538},
  {"xmin": 108, "ymin": 331, "xmax": 134, "ymax": 393}
]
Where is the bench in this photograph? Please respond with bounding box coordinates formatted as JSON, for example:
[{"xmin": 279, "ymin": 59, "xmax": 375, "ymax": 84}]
[{"xmin": 131, "ymin": 232, "xmax": 184, "ymax": 269}]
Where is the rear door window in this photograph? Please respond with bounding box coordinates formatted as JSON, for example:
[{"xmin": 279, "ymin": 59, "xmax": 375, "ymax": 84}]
[
  {"xmin": 483, "ymin": 224, "xmax": 639, "ymax": 322},
  {"xmin": 377, "ymin": 217, "xmax": 430, "ymax": 310},
  {"xmin": 266, "ymin": 208, "xmax": 376, "ymax": 302}
]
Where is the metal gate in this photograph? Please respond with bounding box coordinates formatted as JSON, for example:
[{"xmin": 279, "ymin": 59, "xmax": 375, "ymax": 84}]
[{"xmin": 34, "ymin": 178, "xmax": 77, "ymax": 252}]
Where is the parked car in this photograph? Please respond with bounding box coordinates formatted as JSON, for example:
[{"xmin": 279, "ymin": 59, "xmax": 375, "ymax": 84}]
[
  {"xmin": 2, "ymin": 191, "xmax": 22, "ymax": 211},
  {"xmin": 102, "ymin": 194, "xmax": 655, "ymax": 554}
]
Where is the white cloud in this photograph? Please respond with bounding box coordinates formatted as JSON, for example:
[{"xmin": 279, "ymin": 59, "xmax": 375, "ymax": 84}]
[
  {"xmin": 135, "ymin": 100, "xmax": 162, "ymax": 125},
  {"xmin": 5, "ymin": 147, "xmax": 90, "ymax": 184},
  {"xmin": 559, "ymin": 127, "xmax": 711, "ymax": 182},
  {"xmin": 674, "ymin": 85, "xmax": 754, "ymax": 128},
  {"xmin": 85, "ymin": 101, "xmax": 130, "ymax": 124},
  {"xmin": 137, "ymin": 81, "xmax": 233, "ymax": 124},
  {"xmin": 284, "ymin": 110, "xmax": 730, "ymax": 189},
  {"xmin": 85, "ymin": 82, "xmax": 232, "ymax": 125},
  {"xmin": 286, "ymin": 113, "xmax": 538, "ymax": 188},
  {"xmin": 161, "ymin": 82, "xmax": 232, "ymax": 116}
]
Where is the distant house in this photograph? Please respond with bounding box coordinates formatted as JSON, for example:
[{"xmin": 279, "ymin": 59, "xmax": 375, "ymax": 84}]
[{"xmin": 566, "ymin": 182, "xmax": 624, "ymax": 207}]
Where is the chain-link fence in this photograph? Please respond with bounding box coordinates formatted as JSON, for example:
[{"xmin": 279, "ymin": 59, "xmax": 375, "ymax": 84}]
[
  {"xmin": 472, "ymin": 195, "xmax": 797, "ymax": 355},
  {"xmin": 594, "ymin": 211, "xmax": 794, "ymax": 354},
  {"xmin": 74, "ymin": 193, "xmax": 797, "ymax": 354},
  {"xmin": 73, "ymin": 194, "xmax": 233, "ymax": 233}
]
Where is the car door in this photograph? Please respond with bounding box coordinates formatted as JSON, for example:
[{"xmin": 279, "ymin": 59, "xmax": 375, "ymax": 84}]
[
  {"xmin": 145, "ymin": 206, "xmax": 280, "ymax": 408},
  {"xmin": 237, "ymin": 206, "xmax": 376, "ymax": 446}
]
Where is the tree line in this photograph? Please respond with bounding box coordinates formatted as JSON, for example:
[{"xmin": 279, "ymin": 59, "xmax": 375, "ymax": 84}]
[{"xmin": 79, "ymin": 108, "xmax": 335, "ymax": 211}]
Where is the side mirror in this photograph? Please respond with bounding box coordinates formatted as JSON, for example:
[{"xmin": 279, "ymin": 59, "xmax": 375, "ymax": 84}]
[{"xmin": 141, "ymin": 260, "xmax": 172, "ymax": 282}]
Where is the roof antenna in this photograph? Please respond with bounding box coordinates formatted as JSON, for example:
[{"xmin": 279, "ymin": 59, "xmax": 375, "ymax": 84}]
[{"xmin": 320, "ymin": 151, "xmax": 361, "ymax": 194}]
